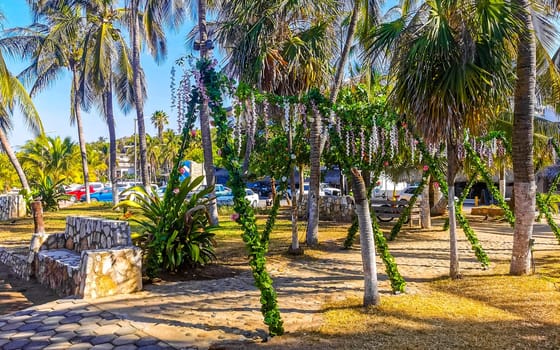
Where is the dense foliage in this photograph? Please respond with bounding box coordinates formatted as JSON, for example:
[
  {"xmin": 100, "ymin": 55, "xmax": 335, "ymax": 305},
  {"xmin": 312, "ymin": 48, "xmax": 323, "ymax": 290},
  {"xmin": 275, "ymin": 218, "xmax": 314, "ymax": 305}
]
[{"xmin": 117, "ymin": 176, "xmax": 216, "ymax": 277}]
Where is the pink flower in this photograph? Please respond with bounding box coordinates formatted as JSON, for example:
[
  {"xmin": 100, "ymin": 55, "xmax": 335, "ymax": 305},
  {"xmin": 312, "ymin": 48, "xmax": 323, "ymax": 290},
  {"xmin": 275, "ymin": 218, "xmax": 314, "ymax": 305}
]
[
  {"xmin": 423, "ymin": 165, "xmax": 429, "ymax": 171},
  {"xmin": 191, "ymin": 129, "xmax": 197, "ymax": 137},
  {"xmin": 414, "ymin": 140, "xmax": 419, "ymax": 145},
  {"xmin": 231, "ymin": 213, "xmax": 240, "ymax": 221},
  {"xmin": 433, "ymin": 182, "xmax": 439, "ymax": 189},
  {"xmin": 383, "ymin": 161, "xmax": 389, "ymax": 167},
  {"xmin": 173, "ymin": 188, "xmax": 180, "ymax": 194}
]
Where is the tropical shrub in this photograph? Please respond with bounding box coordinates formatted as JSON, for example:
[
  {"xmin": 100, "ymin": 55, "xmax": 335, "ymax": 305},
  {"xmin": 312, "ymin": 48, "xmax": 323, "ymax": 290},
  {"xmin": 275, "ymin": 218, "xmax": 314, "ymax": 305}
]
[
  {"xmin": 116, "ymin": 175, "xmax": 216, "ymax": 277},
  {"xmin": 31, "ymin": 175, "xmax": 68, "ymax": 210}
]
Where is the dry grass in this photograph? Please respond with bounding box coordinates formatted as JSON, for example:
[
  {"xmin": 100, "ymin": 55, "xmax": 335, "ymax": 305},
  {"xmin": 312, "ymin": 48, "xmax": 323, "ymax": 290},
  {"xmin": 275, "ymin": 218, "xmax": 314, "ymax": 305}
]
[
  {"xmin": 2, "ymin": 205, "xmax": 560, "ymax": 349},
  {"xmin": 309, "ymin": 255, "xmax": 560, "ymax": 350}
]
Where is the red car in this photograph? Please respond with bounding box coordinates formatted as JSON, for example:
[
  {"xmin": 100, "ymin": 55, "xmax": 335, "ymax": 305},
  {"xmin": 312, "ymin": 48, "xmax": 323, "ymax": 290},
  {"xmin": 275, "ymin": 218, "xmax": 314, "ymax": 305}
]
[{"xmin": 66, "ymin": 185, "xmax": 96, "ymax": 202}]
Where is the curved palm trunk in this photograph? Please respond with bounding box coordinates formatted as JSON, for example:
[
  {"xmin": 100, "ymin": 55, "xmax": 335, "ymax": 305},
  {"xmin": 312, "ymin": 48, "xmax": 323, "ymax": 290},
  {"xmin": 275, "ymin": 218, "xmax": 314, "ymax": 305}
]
[
  {"xmin": 0, "ymin": 129, "xmax": 30, "ymax": 192},
  {"xmin": 350, "ymin": 167, "xmax": 379, "ymax": 307},
  {"xmin": 131, "ymin": 0, "xmax": 149, "ymax": 187},
  {"xmin": 104, "ymin": 87, "xmax": 119, "ymax": 206},
  {"xmin": 510, "ymin": 0, "xmax": 536, "ymax": 275},
  {"xmin": 199, "ymin": 0, "xmax": 219, "ymax": 225},
  {"xmin": 71, "ymin": 67, "xmax": 90, "ymax": 203},
  {"xmin": 306, "ymin": 0, "xmax": 360, "ymax": 244},
  {"xmin": 330, "ymin": 0, "xmax": 360, "ymax": 103},
  {"xmin": 447, "ymin": 138, "xmax": 460, "ymax": 279}
]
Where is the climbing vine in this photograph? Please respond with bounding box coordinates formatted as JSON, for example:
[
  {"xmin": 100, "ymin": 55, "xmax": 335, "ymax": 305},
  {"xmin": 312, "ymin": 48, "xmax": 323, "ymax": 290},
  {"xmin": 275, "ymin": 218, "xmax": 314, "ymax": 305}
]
[
  {"xmin": 463, "ymin": 136, "xmax": 515, "ymax": 226},
  {"xmin": 194, "ymin": 58, "xmax": 285, "ymax": 336},
  {"xmin": 331, "ymin": 86, "xmax": 406, "ymax": 293},
  {"xmin": 389, "ymin": 169, "xmax": 428, "ymax": 241},
  {"xmin": 416, "ymin": 137, "xmax": 490, "ymax": 268},
  {"xmin": 536, "ymin": 193, "xmax": 560, "ymax": 243}
]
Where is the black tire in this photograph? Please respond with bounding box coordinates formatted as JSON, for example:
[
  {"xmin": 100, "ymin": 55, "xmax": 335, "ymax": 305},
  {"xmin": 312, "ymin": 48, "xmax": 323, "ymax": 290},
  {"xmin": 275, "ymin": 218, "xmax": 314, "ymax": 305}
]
[{"xmin": 376, "ymin": 204, "xmax": 394, "ymax": 222}]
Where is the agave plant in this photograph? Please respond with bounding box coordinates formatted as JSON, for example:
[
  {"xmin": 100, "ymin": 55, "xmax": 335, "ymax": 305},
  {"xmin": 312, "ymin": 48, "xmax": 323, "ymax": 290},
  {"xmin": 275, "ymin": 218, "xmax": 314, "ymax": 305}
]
[{"xmin": 116, "ymin": 175, "xmax": 216, "ymax": 277}]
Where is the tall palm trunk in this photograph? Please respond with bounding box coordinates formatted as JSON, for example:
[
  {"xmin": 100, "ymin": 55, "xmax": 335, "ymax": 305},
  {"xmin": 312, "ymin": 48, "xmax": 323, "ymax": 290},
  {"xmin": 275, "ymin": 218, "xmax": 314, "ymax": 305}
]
[
  {"xmin": 130, "ymin": 0, "xmax": 149, "ymax": 187},
  {"xmin": 71, "ymin": 65, "xmax": 90, "ymax": 203},
  {"xmin": 447, "ymin": 137, "xmax": 460, "ymax": 279},
  {"xmin": 288, "ymin": 113, "xmax": 300, "ymax": 253},
  {"xmin": 421, "ymin": 175, "xmax": 431, "ymax": 228},
  {"xmin": 350, "ymin": 167, "xmax": 379, "ymax": 307},
  {"xmin": 0, "ymin": 129, "xmax": 30, "ymax": 192},
  {"xmin": 306, "ymin": 108, "xmax": 321, "ymax": 245},
  {"xmin": 199, "ymin": 0, "xmax": 219, "ymax": 225},
  {"xmin": 306, "ymin": 0, "xmax": 360, "ymax": 244},
  {"xmin": 510, "ymin": 0, "xmax": 536, "ymax": 275},
  {"xmin": 104, "ymin": 86, "xmax": 118, "ymax": 205}
]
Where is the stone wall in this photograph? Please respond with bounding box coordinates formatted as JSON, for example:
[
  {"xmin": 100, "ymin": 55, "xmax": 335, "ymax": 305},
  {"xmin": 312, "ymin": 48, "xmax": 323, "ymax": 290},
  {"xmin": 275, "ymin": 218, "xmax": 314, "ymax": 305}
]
[
  {"xmin": 0, "ymin": 248, "xmax": 27, "ymax": 279},
  {"xmin": 63, "ymin": 216, "xmax": 132, "ymax": 252},
  {"xmin": 79, "ymin": 248, "xmax": 142, "ymax": 299},
  {"xmin": 297, "ymin": 195, "xmax": 355, "ymax": 222},
  {"xmin": 0, "ymin": 194, "xmax": 26, "ymax": 221}
]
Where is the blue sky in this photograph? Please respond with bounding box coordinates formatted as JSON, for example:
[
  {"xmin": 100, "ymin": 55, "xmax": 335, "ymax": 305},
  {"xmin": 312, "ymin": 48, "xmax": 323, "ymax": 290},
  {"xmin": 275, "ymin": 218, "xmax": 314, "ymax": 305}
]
[{"xmin": 1, "ymin": 2, "xmax": 199, "ymax": 149}]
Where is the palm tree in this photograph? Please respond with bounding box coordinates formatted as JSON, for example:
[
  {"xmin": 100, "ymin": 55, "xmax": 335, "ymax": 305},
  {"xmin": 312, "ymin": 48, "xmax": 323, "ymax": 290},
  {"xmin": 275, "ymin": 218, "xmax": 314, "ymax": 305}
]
[
  {"xmin": 215, "ymin": 0, "xmax": 339, "ymax": 237},
  {"xmin": 510, "ymin": 0, "xmax": 537, "ymax": 275},
  {"xmin": 197, "ymin": 0, "xmax": 220, "ymax": 226},
  {"xmin": 151, "ymin": 110, "xmax": 168, "ymax": 140},
  {"xmin": 79, "ymin": 0, "xmax": 136, "ymax": 204},
  {"xmin": 20, "ymin": 135, "xmax": 79, "ymax": 184},
  {"xmin": 126, "ymin": 0, "xmax": 186, "ymax": 187},
  {"xmin": 0, "ymin": 11, "xmax": 43, "ymax": 192},
  {"xmin": 8, "ymin": 3, "xmax": 94, "ymax": 201},
  {"xmin": 364, "ymin": 0, "xmax": 516, "ymax": 278}
]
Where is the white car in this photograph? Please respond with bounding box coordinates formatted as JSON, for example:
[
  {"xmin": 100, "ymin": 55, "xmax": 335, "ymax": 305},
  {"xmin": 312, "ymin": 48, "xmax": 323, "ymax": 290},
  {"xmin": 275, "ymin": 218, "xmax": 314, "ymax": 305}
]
[
  {"xmin": 321, "ymin": 183, "xmax": 341, "ymax": 196},
  {"xmin": 399, "ymin": 186, "xmax": 420, "ymax": 201},
  {"xmin": 399, "ymin": 185, "xmax": 458, "ymax": 202},
  {"xmin": 295, "ymin": 183, "xmax": 325, "ymax": 197},
  {"xmin": 216, "ymin": 188, "xmax": 259, "ymax": 207}
]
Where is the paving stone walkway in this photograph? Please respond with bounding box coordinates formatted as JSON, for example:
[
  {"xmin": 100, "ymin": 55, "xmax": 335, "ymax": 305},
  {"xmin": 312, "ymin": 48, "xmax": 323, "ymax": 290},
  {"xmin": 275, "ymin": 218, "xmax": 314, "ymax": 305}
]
[{"xmin": 0, "ymin": 218, "xmax": 558, "ymax": 349}]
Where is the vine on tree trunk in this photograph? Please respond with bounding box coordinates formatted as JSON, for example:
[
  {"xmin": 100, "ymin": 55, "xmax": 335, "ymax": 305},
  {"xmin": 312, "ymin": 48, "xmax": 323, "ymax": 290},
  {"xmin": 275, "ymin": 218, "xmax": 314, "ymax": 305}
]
[
  {"xmin": 200, "ymin": 58, "xmax": 285, "ymax": 336},
  {"xmin": 464, "ymin": 139, "xmax": 514, "ymax": 226},
  {"xmin": 389, "ymin": 171, "xmax": 428, "ymax": 241},
  {"xmin": 416, "ymin": 138, "xmax": 490, "ymax": 268}
]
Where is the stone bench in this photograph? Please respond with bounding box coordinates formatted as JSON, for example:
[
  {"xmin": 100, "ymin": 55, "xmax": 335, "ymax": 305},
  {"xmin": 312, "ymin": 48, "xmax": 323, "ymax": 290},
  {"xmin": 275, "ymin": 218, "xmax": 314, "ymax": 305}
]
[{"xmin": 29, "ymin": 216, "xmax": 142, "ymax": 299}]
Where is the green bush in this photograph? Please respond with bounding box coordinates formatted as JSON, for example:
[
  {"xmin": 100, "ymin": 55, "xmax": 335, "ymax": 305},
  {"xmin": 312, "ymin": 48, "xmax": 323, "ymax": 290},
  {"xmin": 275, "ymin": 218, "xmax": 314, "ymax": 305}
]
[
  {"xmin": 30, "ymin": 175, "xmax": 68, "ymax": 211},
  {"xmin": 116, "ymin": 176, "xmax": 216, "ymax": 278}
]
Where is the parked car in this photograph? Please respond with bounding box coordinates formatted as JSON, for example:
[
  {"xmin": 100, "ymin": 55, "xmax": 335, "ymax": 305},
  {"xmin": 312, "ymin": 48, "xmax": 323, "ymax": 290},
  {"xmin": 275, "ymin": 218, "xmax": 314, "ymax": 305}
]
[
  {"xmin": 321, "ymin": 183, "xmax": 341, "ymax": 196},
  {"xmin": 399, "ymin": 185, "xmax": 458, "ymax": 202},
  {"xmin": 295, "ymin": 183, "xmax": 325, "ymax": 197},
  {"xmin": 399, "ymin": 186, "xmax": 419, "ymax": 201},
  {"xmin": 216, "ymin": 188, "xmax": 259, "ymax": 207},
  {"xmin": 66, "ymin": 185, "xmax": 96, "ymax": 202},
  {"xmin": 90, "ymin": 182, "xmax": 105, "ymax": 193},
  {"xmin": 81, "ymin": 186, "xmax": 126, "ymax": 202},
  {"xmin": 215, "ymin": 184, "xmax": 232, "ymax": 197}
]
